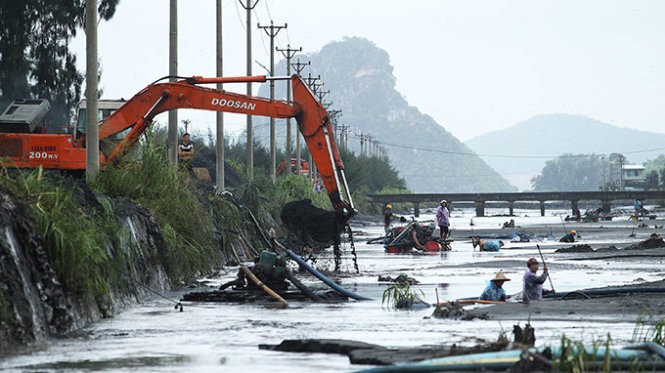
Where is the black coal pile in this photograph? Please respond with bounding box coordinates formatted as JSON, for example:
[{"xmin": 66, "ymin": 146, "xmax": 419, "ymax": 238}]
[
  {"xmin": 625, "ymin": 235, "xmax": 665, "ymax": 250},
  {"xmin": 280, "ymin": 199, "xmax": 339, "ymax": 248},
  {"xmin": 191, "ymin": 147, "xmax": 242, "ymax": 188},
  {"xmin": 555, "ymin": 244, "xmax": 594, "ymax": 253}
]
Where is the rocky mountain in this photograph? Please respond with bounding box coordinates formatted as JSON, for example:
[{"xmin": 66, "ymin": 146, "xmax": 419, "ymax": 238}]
[
  {"xmin": 465, "ymin": 114, "xmax": 665, "ymax": 190},
  {"xmin": 257, "ymin": 37, "xmax": 515, "ymax": 193}
]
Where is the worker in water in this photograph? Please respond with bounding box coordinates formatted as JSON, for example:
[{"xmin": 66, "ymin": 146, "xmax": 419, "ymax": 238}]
[
  {"xmin": 634, "ymin": 199, "xmax": 645, "ymax": 219},
  {"xmin": 502, "ymin": 219, "xmax": 515, "ymax": 228},
  {"xmin": 435, "ymin": 199, "xmax": 450, "ymax": 240},
  {"xmin": 479, "ymin": 271, "xmax": 510, "ymax": 301},
  {"xmin": 522, "ymin": 258, "xmax": 552, "ymax": 302},
  {"xmin": 177, "ymin": 133, "xmax": 195, "ymax": 165},
  {"xmin": 384, "ymin": 204, "xmax": 396, "ymax": 234},
  {"xmin": 559, "ymin": 229, "xmax": 576, "ymax": 243},
  {"xmin": 472, "ymin": 236, "xmax": 504, "ymax": 252},
  {"xmin": 408, "ymin": 222, "xmax": 429, "ymax": 251}
]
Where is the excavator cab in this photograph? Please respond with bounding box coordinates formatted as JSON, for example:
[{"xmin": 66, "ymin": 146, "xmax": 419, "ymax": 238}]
[
  {"xmin": 0, "ymin": 99, "xmax": 51, "ymax": 134},
  {"xmin": 75, "ymin": 99, "xmax": 130, "ymax": 157}
]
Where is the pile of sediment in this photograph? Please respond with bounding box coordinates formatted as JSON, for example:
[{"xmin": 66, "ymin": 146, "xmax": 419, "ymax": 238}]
[
  {"xmin": 280, "ymin": 199, "xmax": 339, "ymax": 247},
  {"xmin": 259, "ymin": 336, "xmax": 509, "ymax": 365},
  {"xmin": 625, "ymin": 236, "xmax": 665, "ymax": 250},
  {"xmin": 555, "ymin": 244, "xmax": 594, "ymax": 253}
]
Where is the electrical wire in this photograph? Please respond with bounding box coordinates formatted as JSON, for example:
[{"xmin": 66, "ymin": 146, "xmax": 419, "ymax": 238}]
[
  {"xmin": 253, "ymin": 9, "xmax": 271, "ymax": 58},
  {"xmin": 346, "ymin": 133, "xmax": 665, "ymax": 160},
  {"xmin": 234, "ymin": 0, "xmax": 245, "ymax": 32},
  {"xmin": 264, "ymin": 0, "xmax": 273, "ymax": 22}
]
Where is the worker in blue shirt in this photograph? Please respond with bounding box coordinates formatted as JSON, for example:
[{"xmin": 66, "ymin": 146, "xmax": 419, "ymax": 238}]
[
  {"xmin": 472, "ymin": 236, "xmax": 504, "ymax": 252},
  {"xmin": 479, "ymin": 271, "xmax": 510, "ymax": 301}
]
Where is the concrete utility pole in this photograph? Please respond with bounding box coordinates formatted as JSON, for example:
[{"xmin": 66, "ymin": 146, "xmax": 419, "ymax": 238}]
[
  {"xmin": 258, "ymin": 21, "xmax": 286, "ymax": 183},
  {"xmin": 304, "ymin": 73, "xmax": 320, "ymax": 181},
  {"xmin": 168, "ymin": 0, "xmax": 178, "ymax": 163},
  {"xmin": 328, "ymin": 109, "xmax": 342, "ymax": 136},
  {"xmin": 318, "ymin": 91, "xmax": 330, "ymax": 107},
  {"xmin": 290, "ymin": 58, "xmax": 309, "ymax": 175},
  {"xmin": 216, "ymin": 0, "xmax": 224, "ymax": 191},
  {"xmin": 276, "ymin": 44, "xmax": 301, "ymax": 173},
  {"xmin": 304, "ymin": 73, "xmax": 321, "ymax": 89},
  {"xmin": 360, "ymin": 133, "xmax": 365, "ymax": 157},
  {"xmin": 291, "ymin": 59, "xmax": 310, "ymax": 76},
  {"xmin": 85, "ymin": 0, "xmax": 99, "ymax": 181},
  {"xmin": 238, "ymin": 0, "xmax": 259, "ymax": 178},
  {"xmin": 338, "ymin": 124, "xmax": 350, "ymax": 150},
  {"xmin": 311, "ymin": 81, "xmax": 324, "ymax": 95}
]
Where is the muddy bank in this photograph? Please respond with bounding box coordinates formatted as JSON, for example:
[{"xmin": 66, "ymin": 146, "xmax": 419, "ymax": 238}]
[{"xmin": 0, "ymin": 189, "xmax": 172, "ymax": 354}]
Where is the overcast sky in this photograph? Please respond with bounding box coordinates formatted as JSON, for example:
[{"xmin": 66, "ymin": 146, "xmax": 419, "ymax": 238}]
[{"xmin": 71, "ymin": 0, "xmax": 665, "ymax": 142}]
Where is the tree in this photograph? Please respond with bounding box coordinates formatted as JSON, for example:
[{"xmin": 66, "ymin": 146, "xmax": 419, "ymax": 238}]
[
  {"xmin": 644, "ymin": 154, "xmax": 665, "ymax": 189},
  {"xmin": 531, "ymin": 154, "xmax": 605, "ymax": 191},
  {"xmin": 0, "ymin": 0, "xmax": 119, "ymax": 128}
]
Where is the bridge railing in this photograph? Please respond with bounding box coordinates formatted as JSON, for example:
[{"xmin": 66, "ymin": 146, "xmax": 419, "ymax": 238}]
[{"xmin": 368, "ymin": 191, "xmax": 665, "ymax": 217}]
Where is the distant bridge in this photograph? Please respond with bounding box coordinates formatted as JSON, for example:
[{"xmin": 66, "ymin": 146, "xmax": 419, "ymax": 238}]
[{"xmin": 367, "ymin": 191, "xmax": 665, "ymax": 217}]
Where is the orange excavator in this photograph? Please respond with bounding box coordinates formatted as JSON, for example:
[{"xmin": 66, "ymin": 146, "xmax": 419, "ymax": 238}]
[
  {"xmin": 276, "ymin": 157, "xmax": 309, "ymax": 175},
  {"xmin": 0, "ymin": 74, "xmax": 355, "ymax": 224}
]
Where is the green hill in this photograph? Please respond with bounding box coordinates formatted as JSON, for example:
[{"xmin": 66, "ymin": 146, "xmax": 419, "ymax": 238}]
[
  {"xmin": 465, "ymin": 114, "xmax": 665, "ymax": 190},
  {"xmin": 257, "ymin": 37, "xmax": 515, "ymax": 193}
]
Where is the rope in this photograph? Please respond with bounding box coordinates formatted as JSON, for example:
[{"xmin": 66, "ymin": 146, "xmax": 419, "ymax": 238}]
[{"xmin": 127, "ymin": 276, "xmax": 183, "ymax": 312}]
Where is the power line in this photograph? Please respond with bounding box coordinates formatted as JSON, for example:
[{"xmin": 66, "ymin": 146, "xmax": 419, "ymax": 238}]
[{"xmin": 354, "ymin": 135, "xmax": 665, "ymax": 160}]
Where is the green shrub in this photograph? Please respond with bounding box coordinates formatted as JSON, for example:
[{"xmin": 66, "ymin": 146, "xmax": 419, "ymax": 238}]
[
  {"xmin": 382, "ymin": 280, "xmax": 423, "ymax": 310},
  {"xmin": 273, "ymin": 174, "xmax": 329, "ymax": 210}
]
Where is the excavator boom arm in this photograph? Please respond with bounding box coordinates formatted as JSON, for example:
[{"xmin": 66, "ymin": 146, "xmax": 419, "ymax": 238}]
[{"xmin": 94, "ymin": 75, "xmax": 355, "ymax": 221}]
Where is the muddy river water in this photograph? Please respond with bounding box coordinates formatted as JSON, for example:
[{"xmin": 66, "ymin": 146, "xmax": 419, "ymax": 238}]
[{"xmin": 3, "ymin": 208, "xmax": 664, "ymax": 372}]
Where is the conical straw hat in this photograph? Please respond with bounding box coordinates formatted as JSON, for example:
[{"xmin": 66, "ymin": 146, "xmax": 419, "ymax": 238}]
[{"xmin": 491, "ymin": 271, "xmax": 510, "ymax": 282}]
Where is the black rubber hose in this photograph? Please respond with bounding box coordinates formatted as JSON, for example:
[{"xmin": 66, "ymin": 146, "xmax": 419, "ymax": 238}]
[
  {"xmin": 560, "ymin": 291, "xmax": 592, "ymax": 300},
  {"xmin": 284, "ymin": 270, "xmax": 322, "ymax": 302}
]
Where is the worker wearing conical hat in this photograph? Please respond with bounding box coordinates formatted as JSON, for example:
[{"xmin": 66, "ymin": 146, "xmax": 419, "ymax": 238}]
[{"xmin": 479, "ymin": 270, "xmax": 510, "ymax": 301}]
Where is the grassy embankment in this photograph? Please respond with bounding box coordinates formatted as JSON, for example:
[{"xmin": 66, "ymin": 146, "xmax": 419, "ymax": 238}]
[
  {"xmin": 0, "ymin": 141, "xmax": 335, "ymax": 312},
  {"xmin": 0, "ymin": 129, "xmax": 410, "ymax": 324},
  {"xmin": 0, "ymin": 167, "xmax": 122, "ymax": 307}
]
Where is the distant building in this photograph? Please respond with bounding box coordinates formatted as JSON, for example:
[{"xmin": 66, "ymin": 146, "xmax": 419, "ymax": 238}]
[{"xmin": 622, "ymin": 164, "xmax": 646, "ymax": 190}]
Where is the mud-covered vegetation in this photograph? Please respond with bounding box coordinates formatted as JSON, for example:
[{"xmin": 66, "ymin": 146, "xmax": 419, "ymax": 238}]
[
  {"xmin": 92, "ymin": 145, "xmax": 219, "ymax": 281},
  {"xmin": 0, "ymin": 167, "xmax": 118, "ymax": 303}
]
